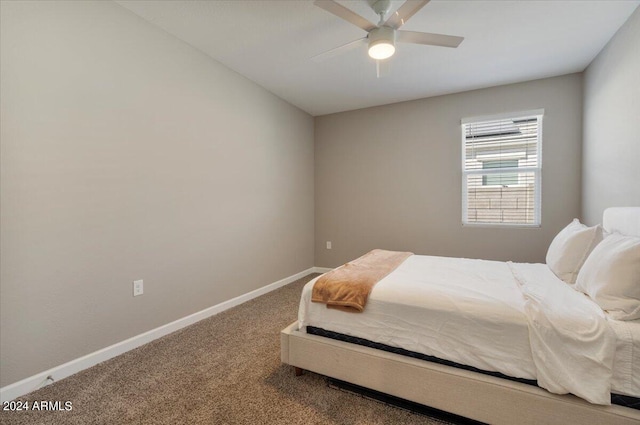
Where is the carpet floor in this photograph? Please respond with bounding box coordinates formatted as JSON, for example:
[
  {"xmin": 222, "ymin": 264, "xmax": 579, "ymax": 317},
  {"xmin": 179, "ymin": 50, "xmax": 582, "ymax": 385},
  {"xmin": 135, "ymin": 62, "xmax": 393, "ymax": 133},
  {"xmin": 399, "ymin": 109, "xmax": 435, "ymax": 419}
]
[{"xmin": 1, "ymin": 274, "xmax": 452, "ymax": 425}]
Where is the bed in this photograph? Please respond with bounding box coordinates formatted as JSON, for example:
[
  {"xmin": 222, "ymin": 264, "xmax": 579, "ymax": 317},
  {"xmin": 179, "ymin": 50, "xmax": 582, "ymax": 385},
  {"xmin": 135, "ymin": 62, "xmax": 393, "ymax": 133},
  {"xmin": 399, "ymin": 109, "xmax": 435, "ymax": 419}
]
[{"xmin": 280, "ymin": 207, "xmax": 640, "ymax": 424}]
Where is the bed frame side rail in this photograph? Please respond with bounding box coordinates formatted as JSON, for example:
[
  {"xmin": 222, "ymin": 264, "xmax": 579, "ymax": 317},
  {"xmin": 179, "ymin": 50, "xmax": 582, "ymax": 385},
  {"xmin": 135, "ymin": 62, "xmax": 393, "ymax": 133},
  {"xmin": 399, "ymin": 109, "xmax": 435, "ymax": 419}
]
[{"xmin": 281, "ymin": 321, "xmax": 640, "ymax": 425}]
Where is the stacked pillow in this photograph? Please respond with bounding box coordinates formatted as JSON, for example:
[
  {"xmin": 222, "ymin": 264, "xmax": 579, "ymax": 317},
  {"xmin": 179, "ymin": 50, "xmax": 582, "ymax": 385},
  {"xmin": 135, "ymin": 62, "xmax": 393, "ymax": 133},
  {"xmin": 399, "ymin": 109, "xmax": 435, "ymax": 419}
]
[
  {"xmin": 546, "ymin": 219, "xmax": 603, "ymax": 284},
  {"xmin": 575, "ymin": 233, "xmax": 640, "ymax": 321},
  {"xmin": 546, "ymin": 218, "xmax": 640, "ymax": 321}
]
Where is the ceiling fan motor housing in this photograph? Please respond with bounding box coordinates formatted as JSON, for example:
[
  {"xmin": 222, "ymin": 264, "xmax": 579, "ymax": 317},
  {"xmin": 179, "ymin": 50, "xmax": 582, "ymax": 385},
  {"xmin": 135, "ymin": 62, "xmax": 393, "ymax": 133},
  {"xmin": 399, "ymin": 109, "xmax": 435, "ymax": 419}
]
[
  {"xmin": 369, "ymin": 26, "xmax": 396, "ymax": 43},
  {"xmin": 368, "ymin": 26, "xmax": 396, "ymax": 59}
]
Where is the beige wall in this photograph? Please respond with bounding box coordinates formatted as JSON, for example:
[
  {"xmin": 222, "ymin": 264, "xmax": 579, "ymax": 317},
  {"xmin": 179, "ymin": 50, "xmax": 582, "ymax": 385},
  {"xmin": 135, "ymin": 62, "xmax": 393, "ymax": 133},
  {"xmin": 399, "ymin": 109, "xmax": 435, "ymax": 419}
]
[
  {"xmin": 0, "ymin": 0, "xmax": 314, "ymax": 387},
  {"xmin": 315, "ymin": 74, "xmax": 583, "ymax": 268},
  {"xmin": 582, "ymin": 7, "xmax": 640, "ymax": 225}
]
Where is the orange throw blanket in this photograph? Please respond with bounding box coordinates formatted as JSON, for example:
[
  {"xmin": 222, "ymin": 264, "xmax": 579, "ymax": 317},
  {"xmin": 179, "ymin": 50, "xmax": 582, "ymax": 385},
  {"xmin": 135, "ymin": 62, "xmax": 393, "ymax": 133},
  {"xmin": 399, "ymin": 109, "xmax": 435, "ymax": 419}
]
[{"xmin": 311, "ymin": 249, "xmax": 413, "ymax": 312}]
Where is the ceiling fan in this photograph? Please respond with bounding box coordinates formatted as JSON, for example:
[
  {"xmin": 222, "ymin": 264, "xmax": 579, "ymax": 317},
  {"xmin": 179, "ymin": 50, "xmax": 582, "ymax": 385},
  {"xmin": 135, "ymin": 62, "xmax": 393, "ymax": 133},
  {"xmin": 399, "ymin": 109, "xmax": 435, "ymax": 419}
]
[{"xmin": 312, "ymin": 0, "xmax": 463, "ymax": 73}]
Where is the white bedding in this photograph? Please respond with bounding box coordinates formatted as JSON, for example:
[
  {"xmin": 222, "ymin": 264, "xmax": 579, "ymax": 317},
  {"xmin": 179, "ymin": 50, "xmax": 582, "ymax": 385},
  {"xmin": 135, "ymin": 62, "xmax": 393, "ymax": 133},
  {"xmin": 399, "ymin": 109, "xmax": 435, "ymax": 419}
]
[{"xmin": 299, "ymin": 255, "xmax": 640, "ymax": 403}]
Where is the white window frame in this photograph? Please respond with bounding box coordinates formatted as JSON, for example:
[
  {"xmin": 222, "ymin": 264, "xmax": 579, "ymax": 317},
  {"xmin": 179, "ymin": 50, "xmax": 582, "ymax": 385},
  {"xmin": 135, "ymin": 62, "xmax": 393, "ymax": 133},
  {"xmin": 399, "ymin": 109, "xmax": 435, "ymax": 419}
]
[{"xmin": 461, "ymin": 109, "xmax": 543, "ymax": 228}]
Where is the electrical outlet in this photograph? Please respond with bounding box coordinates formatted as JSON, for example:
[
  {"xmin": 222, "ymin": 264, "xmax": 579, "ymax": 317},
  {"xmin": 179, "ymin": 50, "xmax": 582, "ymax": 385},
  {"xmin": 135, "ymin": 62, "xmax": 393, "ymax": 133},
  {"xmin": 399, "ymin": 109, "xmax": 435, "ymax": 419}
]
[
  {"xmin": 326, "ymin": 241, "xmax": 332, "ymax": 250},
  {"xmin": 133, "ymin": 279, "xmax": 144, "ymax": 297}
]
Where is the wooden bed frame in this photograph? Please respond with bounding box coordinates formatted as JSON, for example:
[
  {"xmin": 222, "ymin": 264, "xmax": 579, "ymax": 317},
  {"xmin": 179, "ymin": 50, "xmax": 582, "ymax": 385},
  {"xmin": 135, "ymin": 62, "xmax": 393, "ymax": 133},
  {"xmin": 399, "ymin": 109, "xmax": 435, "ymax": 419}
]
[{"xmin": 281, "ymin": 207, "xmax": 640, "ymax": 425}]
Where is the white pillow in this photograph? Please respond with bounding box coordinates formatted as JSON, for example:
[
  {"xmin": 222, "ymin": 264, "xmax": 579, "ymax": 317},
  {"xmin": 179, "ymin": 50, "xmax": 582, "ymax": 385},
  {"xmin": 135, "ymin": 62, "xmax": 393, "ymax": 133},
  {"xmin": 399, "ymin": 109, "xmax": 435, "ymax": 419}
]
[
  {"xmin": 546, "ymin": 219, "xmax": 603, "ymax": 284},
  {"xmin": 575, "ymin": 233, "xmax": 640, "ymax": 321}
]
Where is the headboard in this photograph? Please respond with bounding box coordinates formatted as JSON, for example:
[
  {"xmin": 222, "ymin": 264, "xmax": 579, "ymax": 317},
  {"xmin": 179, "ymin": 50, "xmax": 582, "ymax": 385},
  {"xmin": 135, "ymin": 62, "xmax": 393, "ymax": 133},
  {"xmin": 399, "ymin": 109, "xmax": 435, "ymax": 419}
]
[{"xmin": 603, "ymin": 207, "xmax": 640, "ymax": 237}]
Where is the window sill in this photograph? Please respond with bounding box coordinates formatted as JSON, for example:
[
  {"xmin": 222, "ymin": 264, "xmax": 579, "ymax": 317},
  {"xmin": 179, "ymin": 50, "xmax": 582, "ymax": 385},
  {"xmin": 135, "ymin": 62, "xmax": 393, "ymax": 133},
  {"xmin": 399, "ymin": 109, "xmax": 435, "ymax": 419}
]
[{"xmin": 462, "ymin": 222, "xmax": 541, "ymax": 229}]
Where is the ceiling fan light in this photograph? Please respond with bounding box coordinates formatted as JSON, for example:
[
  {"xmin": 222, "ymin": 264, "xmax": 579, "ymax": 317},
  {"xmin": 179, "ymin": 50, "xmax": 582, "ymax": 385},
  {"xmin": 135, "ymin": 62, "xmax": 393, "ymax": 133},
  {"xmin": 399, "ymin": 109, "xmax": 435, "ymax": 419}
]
[
  {"xmin": 367, "ymin": 26, "xmax": 396, "ymax": 60},
  {"xmin": 368, "ymin": 41, "xmax": 395, "ymax": 60}
]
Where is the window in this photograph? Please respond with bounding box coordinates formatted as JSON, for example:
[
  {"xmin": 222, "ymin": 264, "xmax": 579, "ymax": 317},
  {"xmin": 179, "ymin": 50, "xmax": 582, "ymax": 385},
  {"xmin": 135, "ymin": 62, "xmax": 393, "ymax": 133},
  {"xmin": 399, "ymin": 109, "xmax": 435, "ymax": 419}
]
[
  {"xmin": 482, "ymin": 160, "xmax": 518, "ymax": 186},
  {"xmin": 461, "ymin": 110, "xmax": 543, "ymax": 226}
]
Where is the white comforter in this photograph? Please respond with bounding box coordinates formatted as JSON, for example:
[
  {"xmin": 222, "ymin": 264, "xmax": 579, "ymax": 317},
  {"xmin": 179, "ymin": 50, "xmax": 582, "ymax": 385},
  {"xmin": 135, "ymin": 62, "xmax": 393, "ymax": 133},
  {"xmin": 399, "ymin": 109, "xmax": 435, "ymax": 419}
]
[{"xmin": 299, "ymin": 255, "xmax": 637, "ymax": 405}]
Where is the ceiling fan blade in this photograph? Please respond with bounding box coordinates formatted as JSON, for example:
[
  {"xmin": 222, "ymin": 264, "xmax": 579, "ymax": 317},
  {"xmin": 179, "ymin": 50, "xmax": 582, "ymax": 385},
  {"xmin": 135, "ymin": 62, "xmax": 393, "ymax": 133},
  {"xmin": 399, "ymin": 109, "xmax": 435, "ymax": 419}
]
[
  {"xmin": 397, "ymin": 30, "xmax": 464, "ymax": 48},
  {"xmin": 311, "ymin": 38, "xmax": 367, "ymax": 63},
  {"xmin": 313, "ymin": 0, "xmax": 377, "ymax": 32},
  {"xmin": 384, "ymin": 0, "xmax": 431, "ymax": 29}
]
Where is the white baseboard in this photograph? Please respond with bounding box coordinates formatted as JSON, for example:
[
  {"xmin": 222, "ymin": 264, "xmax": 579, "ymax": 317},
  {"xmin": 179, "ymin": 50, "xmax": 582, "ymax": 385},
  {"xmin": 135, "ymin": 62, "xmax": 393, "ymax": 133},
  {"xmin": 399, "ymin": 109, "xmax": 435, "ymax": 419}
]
[
  {"xmin": 0, "ymin": 267, "xmax": 318, "ymax": 402},
  {"xmin": 311, "ymin": 267, "xmax": 333, "ymax": 273}
]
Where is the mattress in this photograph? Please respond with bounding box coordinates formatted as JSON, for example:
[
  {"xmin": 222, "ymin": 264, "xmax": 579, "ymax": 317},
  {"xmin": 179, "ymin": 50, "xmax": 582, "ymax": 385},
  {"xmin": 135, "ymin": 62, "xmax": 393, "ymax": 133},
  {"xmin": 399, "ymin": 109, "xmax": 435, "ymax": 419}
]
[
  {"xmin": 305, "ymin": 327, "xmax": 640, "ymax": 410},
  {"xmin": 299, "ymin": 255, "xmax": 640, "ymax": 399}
]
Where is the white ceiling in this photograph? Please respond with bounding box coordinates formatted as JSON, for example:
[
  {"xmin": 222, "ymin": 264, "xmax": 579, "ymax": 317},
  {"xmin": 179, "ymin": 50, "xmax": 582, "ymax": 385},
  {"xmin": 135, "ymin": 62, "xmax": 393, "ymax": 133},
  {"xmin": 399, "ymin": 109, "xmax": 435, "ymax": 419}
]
[{"xmin": 115, "ymin": 0, "xmax": 639, "ymax": 116}]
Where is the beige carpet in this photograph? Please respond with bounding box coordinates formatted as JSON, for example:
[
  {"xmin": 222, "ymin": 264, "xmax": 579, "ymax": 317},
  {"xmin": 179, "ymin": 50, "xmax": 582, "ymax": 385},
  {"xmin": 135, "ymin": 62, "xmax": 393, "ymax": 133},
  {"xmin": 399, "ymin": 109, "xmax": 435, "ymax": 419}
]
[{"xmin": 1, "ymin": 274, "xmax": 452, "ymax": 425}]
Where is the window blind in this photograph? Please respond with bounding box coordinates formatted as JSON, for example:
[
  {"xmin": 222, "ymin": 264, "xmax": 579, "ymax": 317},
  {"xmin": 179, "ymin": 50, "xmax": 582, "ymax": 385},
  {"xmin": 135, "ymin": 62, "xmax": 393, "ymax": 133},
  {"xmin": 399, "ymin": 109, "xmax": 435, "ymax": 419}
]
[{"xmin": 461, "ymin": 111, "xmax": 543, "ymax": 226}]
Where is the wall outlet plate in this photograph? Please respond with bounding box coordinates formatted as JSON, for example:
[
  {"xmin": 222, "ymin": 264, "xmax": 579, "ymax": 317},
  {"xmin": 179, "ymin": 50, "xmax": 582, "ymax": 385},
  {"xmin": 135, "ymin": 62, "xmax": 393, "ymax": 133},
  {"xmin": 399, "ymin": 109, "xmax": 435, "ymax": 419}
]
[
  {"xmin": 326, "ymin": 241, "xmax": 332, "ymax": 249},
  {"xmin": 133, "ymin": 280, "xmax": 143, "ymax": 296}
]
